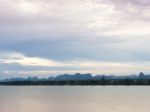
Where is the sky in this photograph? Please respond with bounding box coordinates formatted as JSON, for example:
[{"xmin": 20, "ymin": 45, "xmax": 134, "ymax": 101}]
[{"xmin": 0, "ymin": 0, "xmax": 150, "ymax": 78}]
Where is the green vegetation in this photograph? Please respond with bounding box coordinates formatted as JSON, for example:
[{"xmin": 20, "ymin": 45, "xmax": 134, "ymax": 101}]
[{"xmin": 0, "ymin": 78, "xmax": 150, "ymax": 86}]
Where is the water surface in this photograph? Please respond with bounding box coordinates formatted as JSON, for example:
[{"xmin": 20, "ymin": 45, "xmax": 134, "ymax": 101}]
[{"xmin": 0, "ymin": 86, "xmax": 149, "ymax": 112}]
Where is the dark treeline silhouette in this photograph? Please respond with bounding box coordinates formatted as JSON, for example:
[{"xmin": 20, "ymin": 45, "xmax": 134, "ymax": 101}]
[{"xmin": 1, "ymin": 72, "xmax": 150, "ymax": 85}]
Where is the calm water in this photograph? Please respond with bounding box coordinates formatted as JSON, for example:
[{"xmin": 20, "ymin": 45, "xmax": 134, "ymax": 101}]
[{"xmin": 0, "ymin": 86, "xmax": 150, "ymax": 112}]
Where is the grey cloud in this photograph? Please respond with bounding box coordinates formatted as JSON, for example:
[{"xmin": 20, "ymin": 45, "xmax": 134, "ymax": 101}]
[{"xmin": 0, "ymin": 0, "xmax": 150, "ymax": 76}]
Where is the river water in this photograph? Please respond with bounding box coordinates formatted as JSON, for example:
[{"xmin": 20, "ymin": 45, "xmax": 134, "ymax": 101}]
[{"xmin": 0, "ymin": 86, "xmax": 149, "ymax": 112}]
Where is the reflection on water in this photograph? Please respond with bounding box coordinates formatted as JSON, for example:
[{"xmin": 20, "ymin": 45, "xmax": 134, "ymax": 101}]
[{"xmin": 0, "ymin": 86, "xmax": 150, "ymax": 112}]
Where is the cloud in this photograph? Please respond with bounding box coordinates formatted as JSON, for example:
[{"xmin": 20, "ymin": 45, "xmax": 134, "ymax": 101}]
[
  {"xmin": 1, "ymin": 0, "xmax": 150, "ymax": 41},
  {"xmin": 0, "ymin": 52, "xmax": 72, "ymax": 67},
  {"xmin": 0, "ymin": 52, "xmax": 150, "ymax": 79},
  {"xmin": 0, "ymin": 0, "xmax": 150, "ymax": 77}
]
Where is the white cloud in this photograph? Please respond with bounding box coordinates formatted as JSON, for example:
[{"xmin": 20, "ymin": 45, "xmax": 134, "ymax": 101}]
[
  {"xmin": 1, "ymin": 0, "xmax": 150, "ymax": 39},
  {"xmin": 0, "ymin": 52, "xmax": 71, "ymax": 66},
  {"xmin": 16, "ymin": 1, "xmax": 42, "ymax": 14},
  {"xmin": 1, "ymin": 52, "xmax": 150, "ymax": 77}
]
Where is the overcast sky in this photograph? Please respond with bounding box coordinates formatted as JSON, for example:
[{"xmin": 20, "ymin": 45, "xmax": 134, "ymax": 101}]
[{"xmin": 0, "ymin": 0, "xmax": 150, "ymax": 78}]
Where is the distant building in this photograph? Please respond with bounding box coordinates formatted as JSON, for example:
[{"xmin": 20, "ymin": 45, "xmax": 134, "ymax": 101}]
[{"xmin": 139, "ymin": 72, "xmax": 145, "ymax": 79}]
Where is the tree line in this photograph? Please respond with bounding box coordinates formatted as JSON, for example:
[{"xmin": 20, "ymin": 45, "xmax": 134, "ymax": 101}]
[{"xmin": 0, "ymin": 78, "xmax": 150, "ymax": 85}]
